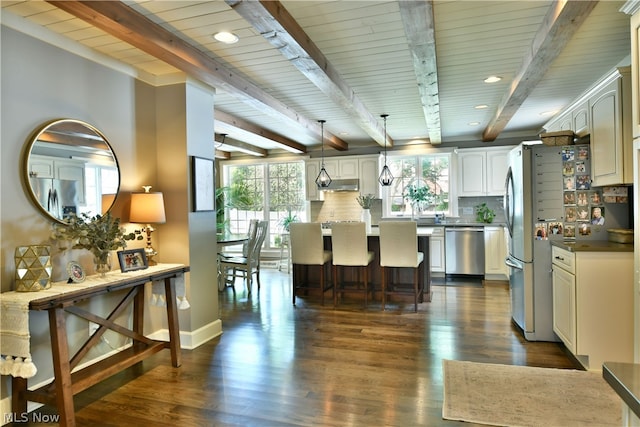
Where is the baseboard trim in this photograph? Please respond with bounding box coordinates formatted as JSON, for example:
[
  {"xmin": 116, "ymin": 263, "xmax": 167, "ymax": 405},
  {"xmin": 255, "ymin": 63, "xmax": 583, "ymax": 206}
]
[{"xmin": 146, "ymin": 319, "xmax": 223, "ymax": 350}]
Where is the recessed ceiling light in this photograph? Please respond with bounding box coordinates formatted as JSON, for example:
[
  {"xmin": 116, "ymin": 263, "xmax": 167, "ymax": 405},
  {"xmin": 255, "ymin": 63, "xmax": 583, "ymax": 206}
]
[
  {"xmin": 214, "ymin": 31, "xmax": 239, "ymax": 44},
  {"xmin": 468, "ymin": 121, "xmax": 481, "ymax": 126},
  {"xmin": 484, "ymin": 76, "xmax": 502, "ymax": 83},
  {"xmin": 474, "ymin": 104, "xmax": 489, "ymax": 109}
]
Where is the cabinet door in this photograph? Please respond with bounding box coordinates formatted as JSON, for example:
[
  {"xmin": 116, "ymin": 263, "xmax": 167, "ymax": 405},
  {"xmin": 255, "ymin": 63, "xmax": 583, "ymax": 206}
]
[
  {"xmin": 458, "ymin": 151, "xmax": 486, "ymax": 196},
  {"xmin": 430, "ymin": 235, "xmax": 445, "ymax": 273},
  {"xmin": 572, "ymin": 101, "xmax": 590, "ymax": 137},
  {"xmin": 631, "ymin": 11, "xmax": 640, "ymax": 139},
  {"xmin": 486, "ymin": 149, "xmax": 509, "ymax": 196},
  {"xmin": 338, "ymin": 158, "xmax": 358, "ymax": 179},
  {"xmin": 28, "ymin": 156, "xmax": 55, "ymax": 179},
  {"xmin": 484, "ymin": 227, "xmax": 507, "ymax": 279},
  {"xmin": 591, "ymin": 79, "xmax": 625, "ymax": 186},
  {"xmin": 358, "ymin": 157, "xmax": 379, "ymax": 197},
  {"xmin": 305, "ymin": 160, "xmax": 321, "ymax": 201},
  {"xmin": 552, "ymin": 266, "xmax": 576, "ymax": 354}
]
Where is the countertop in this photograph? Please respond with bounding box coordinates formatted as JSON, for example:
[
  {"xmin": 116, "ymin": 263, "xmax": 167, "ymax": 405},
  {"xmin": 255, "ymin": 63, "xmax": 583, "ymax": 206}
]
[
  {"xmin": 602, "ymin": 362, "xmax": 640, "ymax": 418},
  {"xmin": 550, "ymin": 239, "xmax": 634, "ymax": 252},
  {"xmin": 322, "ymin": 227, "xmax": 434, "ymax": 237}
]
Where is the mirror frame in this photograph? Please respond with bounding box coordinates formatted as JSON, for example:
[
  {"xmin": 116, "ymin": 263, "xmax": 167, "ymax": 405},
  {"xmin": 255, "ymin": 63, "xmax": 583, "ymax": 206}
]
[{"xmin": 22, "ymin": 118, "xmax": 121, "ymax": 224}]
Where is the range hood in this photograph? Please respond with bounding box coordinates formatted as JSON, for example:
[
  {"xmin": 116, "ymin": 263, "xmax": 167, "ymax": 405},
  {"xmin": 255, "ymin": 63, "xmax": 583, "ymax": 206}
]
[{"xmin": 319, "ymin": 178, "xmax": 359, "ymax": 192}]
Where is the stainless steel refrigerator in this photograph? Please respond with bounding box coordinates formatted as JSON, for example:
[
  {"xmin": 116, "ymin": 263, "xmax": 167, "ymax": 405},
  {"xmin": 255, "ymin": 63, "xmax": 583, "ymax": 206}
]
[
  {"xmin": 504, "ymin": 143, "xmax": 559, "ymax": 342},
  {"xmin": 30, "ymin": 177, "xmax": 79, "ymax": 220}
]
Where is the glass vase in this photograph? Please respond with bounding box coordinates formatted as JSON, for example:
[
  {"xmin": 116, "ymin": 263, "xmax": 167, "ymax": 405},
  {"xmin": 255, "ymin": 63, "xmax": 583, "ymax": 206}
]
[
  {"xmin": 360, "ymin": 209, "xmax": 372, "ymax": 233},
  {"xmin": 93, "ymin": 251, "xmax": 112, "ymax": 277}
]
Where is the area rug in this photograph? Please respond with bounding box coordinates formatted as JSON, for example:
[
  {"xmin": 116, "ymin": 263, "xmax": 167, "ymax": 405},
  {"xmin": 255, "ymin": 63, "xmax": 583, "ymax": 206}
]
[{"xmin": 442, "ymin": 359, "xmax": 622, "ymax": 427}]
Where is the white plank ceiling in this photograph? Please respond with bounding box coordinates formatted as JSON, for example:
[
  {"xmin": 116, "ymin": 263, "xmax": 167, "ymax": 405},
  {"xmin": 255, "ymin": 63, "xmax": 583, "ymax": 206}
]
[{"xmin": 1, "ymin": 0, "xmax": 632, "ymax": 157}]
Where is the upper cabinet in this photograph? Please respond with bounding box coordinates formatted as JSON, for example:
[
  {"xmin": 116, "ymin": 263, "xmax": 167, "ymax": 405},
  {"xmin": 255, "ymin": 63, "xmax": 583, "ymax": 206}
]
[
  {"xmin": 545, "ymin": 67, "xmax": 632, "ymax": 186},
  {"xmin": 630, "ymin": 7, "xmax": 640, "ymax": 138},
  {"xmin": 29, "ymin": 155, "xmax": 87, "ymax": 205},
  {"xmin": 590, "ymin": 69, "xmax": 633, "ymax": 186},
  {"xmin": 458, "ymin": 147, "xmax": 512, "ymax": 197},
  {"xmin": 305, "ymin": 155, "xmax": 379, "ymax": 201},
  {"xmin": 546, "ymin": 101, "xmax": 590, "ymax": 137}
]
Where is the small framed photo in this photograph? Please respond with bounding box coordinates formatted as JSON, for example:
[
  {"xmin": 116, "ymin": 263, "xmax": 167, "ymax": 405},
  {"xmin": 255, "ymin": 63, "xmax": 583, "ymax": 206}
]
[
  {"xmin": 66, "ymin": 261, "xmax": 85, "ymax": 283},
  {"xmin": 191, "ymin": 156, "xmax": 214, "ymax": 212},
  {"xmin": 117, "ymin": 249, "xmax": 148, "ymax": 272}
]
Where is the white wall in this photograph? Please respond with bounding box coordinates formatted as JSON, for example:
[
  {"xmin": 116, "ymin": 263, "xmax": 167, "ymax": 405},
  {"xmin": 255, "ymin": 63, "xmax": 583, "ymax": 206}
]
[{"xmin": 0, "ymin": 25, "xmax": 220, "ymax": 409}]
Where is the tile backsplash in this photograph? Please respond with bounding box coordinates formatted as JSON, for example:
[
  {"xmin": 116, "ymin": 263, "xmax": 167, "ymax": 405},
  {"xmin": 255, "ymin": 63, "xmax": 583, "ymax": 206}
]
[
  {"xmin": 310, "ymin": 192, "xmax": 504, "ymax": 224},
  {"xmin": 456, "ymin": 196, "xmax": 505, "ymax": 223},
  {"xmin": 311, "ymin": 191, "xmax": 383, "ymax": 224}
]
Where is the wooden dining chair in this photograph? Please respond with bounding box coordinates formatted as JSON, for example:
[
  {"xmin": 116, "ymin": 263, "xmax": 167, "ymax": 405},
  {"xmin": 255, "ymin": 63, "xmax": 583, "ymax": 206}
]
[
  {"xmin": 220, "ymin": 220, "xmax": 268, "ymax": 294},
  {"xmin": 289, "ymin": 222, "xmax": 333, "ymax": 305},
  {"xmin": 379, "ymin": 221, "xmax": 424, "ymax": 312},
  {"xmin": 330, "ymin": 222, "xmax": 375, "ymax": 307}
]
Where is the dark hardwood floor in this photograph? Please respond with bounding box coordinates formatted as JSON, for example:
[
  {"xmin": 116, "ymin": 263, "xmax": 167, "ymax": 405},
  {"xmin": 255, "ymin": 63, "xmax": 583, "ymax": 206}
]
[{"xmin": 26, "ymin": 268, "xmax": 578, "ymax": 426}]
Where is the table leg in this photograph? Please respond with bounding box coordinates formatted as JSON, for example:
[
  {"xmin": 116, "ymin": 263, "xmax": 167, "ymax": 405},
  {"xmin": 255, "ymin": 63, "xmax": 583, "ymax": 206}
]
[
  {"xmin": 48, "ymin": 307, "xmax": 75, "ymax": 427},
  {"xmin": 164, "ymin": 278, "xmax": 182, "ymax": 367},
  {"xmin": 11, "ymin": 376, "xmax": 27, "ymax": 419}
]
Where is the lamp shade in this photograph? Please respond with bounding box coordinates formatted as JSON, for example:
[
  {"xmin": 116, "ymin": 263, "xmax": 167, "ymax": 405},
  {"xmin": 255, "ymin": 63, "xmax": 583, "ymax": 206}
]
[{"xmin": 130, "ymin": 192, "xmax": 166, "ymax": 224}]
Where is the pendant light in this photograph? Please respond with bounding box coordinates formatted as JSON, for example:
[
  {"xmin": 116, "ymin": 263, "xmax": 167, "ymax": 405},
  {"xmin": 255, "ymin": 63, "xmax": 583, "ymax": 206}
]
[
  {"xmin": 379, "ymin": 114, "xmax": 394, "ymax": 186},
  {"xmin": 315, "ymin": 119, "xmax": 332, "ymax": 188}
]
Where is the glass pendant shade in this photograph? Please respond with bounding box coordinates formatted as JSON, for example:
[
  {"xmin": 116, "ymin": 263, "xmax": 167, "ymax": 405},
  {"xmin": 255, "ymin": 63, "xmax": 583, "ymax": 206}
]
[
  {"xmin": 379, "ymin": 164, "xmax": 394, "ymax": 186},
  {"xmin": 379, "ymin": 114, "xmax": 394, "ymax": 186}
]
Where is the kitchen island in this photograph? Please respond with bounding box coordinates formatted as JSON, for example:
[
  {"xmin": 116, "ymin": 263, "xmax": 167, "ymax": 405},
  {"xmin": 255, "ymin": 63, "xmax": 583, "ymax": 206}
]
[{"xmin": 292, "ymin": 227, "xmax": 433, "ymax": 306}]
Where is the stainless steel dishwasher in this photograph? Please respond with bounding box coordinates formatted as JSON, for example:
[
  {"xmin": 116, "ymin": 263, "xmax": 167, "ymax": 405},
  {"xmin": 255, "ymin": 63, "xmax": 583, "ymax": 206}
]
[{"xmin": 445, "ymin": 227, "xmax": 485, "ymax": 275}]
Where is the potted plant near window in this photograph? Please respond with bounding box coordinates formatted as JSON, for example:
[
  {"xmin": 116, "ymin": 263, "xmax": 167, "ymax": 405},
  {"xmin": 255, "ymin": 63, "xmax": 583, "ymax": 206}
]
[{"xmin": 404, "ymin": 184, "xmax": 433, "ymax": 219}]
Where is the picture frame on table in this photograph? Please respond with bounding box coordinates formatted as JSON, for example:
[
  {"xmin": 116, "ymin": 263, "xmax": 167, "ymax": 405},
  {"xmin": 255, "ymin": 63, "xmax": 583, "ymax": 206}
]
[
  {"xmin": 191, "ymin": 156, "xmax": 214, "ymax": 212},
  {"xmin": 117, "ymin": 249, "xmax": 148, "ymax": 272},
  {"xmin": 66, "ymin": 261, "xmax": 85, "ymax": 283}
]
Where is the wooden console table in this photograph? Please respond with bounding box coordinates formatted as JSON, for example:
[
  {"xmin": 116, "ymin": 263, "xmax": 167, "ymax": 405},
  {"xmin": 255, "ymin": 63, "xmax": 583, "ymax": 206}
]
[{"xmin": 6, "ymin": 263, "xmax": 189, "ymax": 427}]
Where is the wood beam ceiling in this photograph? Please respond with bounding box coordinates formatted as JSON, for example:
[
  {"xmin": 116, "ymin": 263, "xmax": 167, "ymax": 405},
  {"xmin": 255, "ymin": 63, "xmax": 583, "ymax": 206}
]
[
  {"xmin": 46, "ymin": 0, "xmax": 348, "ymax": 152},
  {"xmin": 226, "ymin": 0, "xmax": 392, "ymax": 148},
  {"xmin": 398, "ymin": 0, "xmax": 440, "ymax": 144},
  {"xmin": 215, "ymin": 111, "xmax": 307, "ymax": 154},
  {"xmin": 482, "ymin": 0, "xmax": 598, "ymax": 142}
]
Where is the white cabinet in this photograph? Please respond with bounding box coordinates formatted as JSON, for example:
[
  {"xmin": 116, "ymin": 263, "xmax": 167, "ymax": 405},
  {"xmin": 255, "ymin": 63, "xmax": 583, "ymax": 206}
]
[
  {"xmin": 590, "ymin": 67, "xmax": 633, "ymax": 186},
  {"xmin": 429, "ymin": 227, "xmax": 445, "ymax": 274},
  {"xmin": 458, "ymin": 147, "xmax": 511, "ymax": 197},
  {"xmin": 358, "ymin": 156, "xmax": 380, "ymax": 198},
  {"xmin": 551, "ymin": 248, "xmax": 577, "ymax": 354},
  {"xmin": 305, "ymin": 156, "xmax": 378, "ymax": 200},
  {"xmin": 484, "ymin": 226, "xmax": 508, "ymax": 280},
  {"xmin": 321, "ymin": 158, "xmax": 358, "ymax": 179},
  {"xmin": 29, "ymin": 155, "xmax": 87, "ymax": 204},
  {"xmin": 545, "ymin": 102, "xmax": 589, "ymax": 137},
  {"xmin": 551, "ymin": 245, "xmax": 634, "ymax": 371},
  {"xmin": 630, "ymin": 8, "xmax": 640, "ymax": 139}
]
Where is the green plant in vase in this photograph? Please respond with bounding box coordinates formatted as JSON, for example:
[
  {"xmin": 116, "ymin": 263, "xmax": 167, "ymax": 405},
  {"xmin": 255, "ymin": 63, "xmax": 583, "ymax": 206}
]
[
  {"xmin": 52, "ymin": 212, "xmax": 140, "ymax": 276},
  {"xmin": 475, "ymin": 203, "xmax": 495, "ymax": 223}
]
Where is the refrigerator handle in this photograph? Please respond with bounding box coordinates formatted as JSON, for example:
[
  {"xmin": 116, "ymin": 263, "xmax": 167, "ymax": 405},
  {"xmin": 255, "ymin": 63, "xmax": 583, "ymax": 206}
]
[
  {"xmin": 505, "ymin": 256, "xmax": 522, "ymax": 270},
  {"xmin": 504, "ymin": 167, "xmax": 514, "ymax": 238}
]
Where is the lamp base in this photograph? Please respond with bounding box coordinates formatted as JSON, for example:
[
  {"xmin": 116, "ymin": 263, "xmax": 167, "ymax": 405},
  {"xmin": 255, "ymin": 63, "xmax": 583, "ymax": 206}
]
[{"xmin": 143, "ymin": 246, "xmax": 158, "ymax": 266}]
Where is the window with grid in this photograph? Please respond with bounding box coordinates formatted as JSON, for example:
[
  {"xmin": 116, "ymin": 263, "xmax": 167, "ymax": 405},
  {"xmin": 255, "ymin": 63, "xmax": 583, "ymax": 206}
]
[
  {"xmin": 222, "ymin": 161, "xmax": 304, "ymax": 249},
  {"xmin": 384, "ymin": 153, "xmax": 451, "ymax": 217}
]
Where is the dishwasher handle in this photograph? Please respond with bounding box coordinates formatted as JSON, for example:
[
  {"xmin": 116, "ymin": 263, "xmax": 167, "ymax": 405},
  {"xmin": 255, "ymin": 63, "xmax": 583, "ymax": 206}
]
[{"xmin": 445, "ymin": 227, "xmax": 485, "ymax": 232}]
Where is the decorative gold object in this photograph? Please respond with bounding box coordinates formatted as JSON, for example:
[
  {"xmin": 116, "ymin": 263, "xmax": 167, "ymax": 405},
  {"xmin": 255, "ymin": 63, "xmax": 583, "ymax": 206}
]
[{"xmin": 14, "ymin": 245, "xmax": 52, "ymax": 292}]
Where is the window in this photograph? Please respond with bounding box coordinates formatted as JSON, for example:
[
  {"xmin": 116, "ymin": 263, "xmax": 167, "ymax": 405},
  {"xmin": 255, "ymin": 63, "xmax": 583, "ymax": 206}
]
[
  {"xmin": 383, "ymin": 153, "xmax": 451, "ymax": 217},
  {"xmin": 222, "ymin": 161, "xmax": 305, "ymax": 249}
]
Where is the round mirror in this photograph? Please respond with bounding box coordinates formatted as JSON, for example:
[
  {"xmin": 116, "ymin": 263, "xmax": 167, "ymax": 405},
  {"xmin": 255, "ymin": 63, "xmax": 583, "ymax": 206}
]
[{"xmin": 23, "ymin": 119, "xmax": 120, "ymax": 223}]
